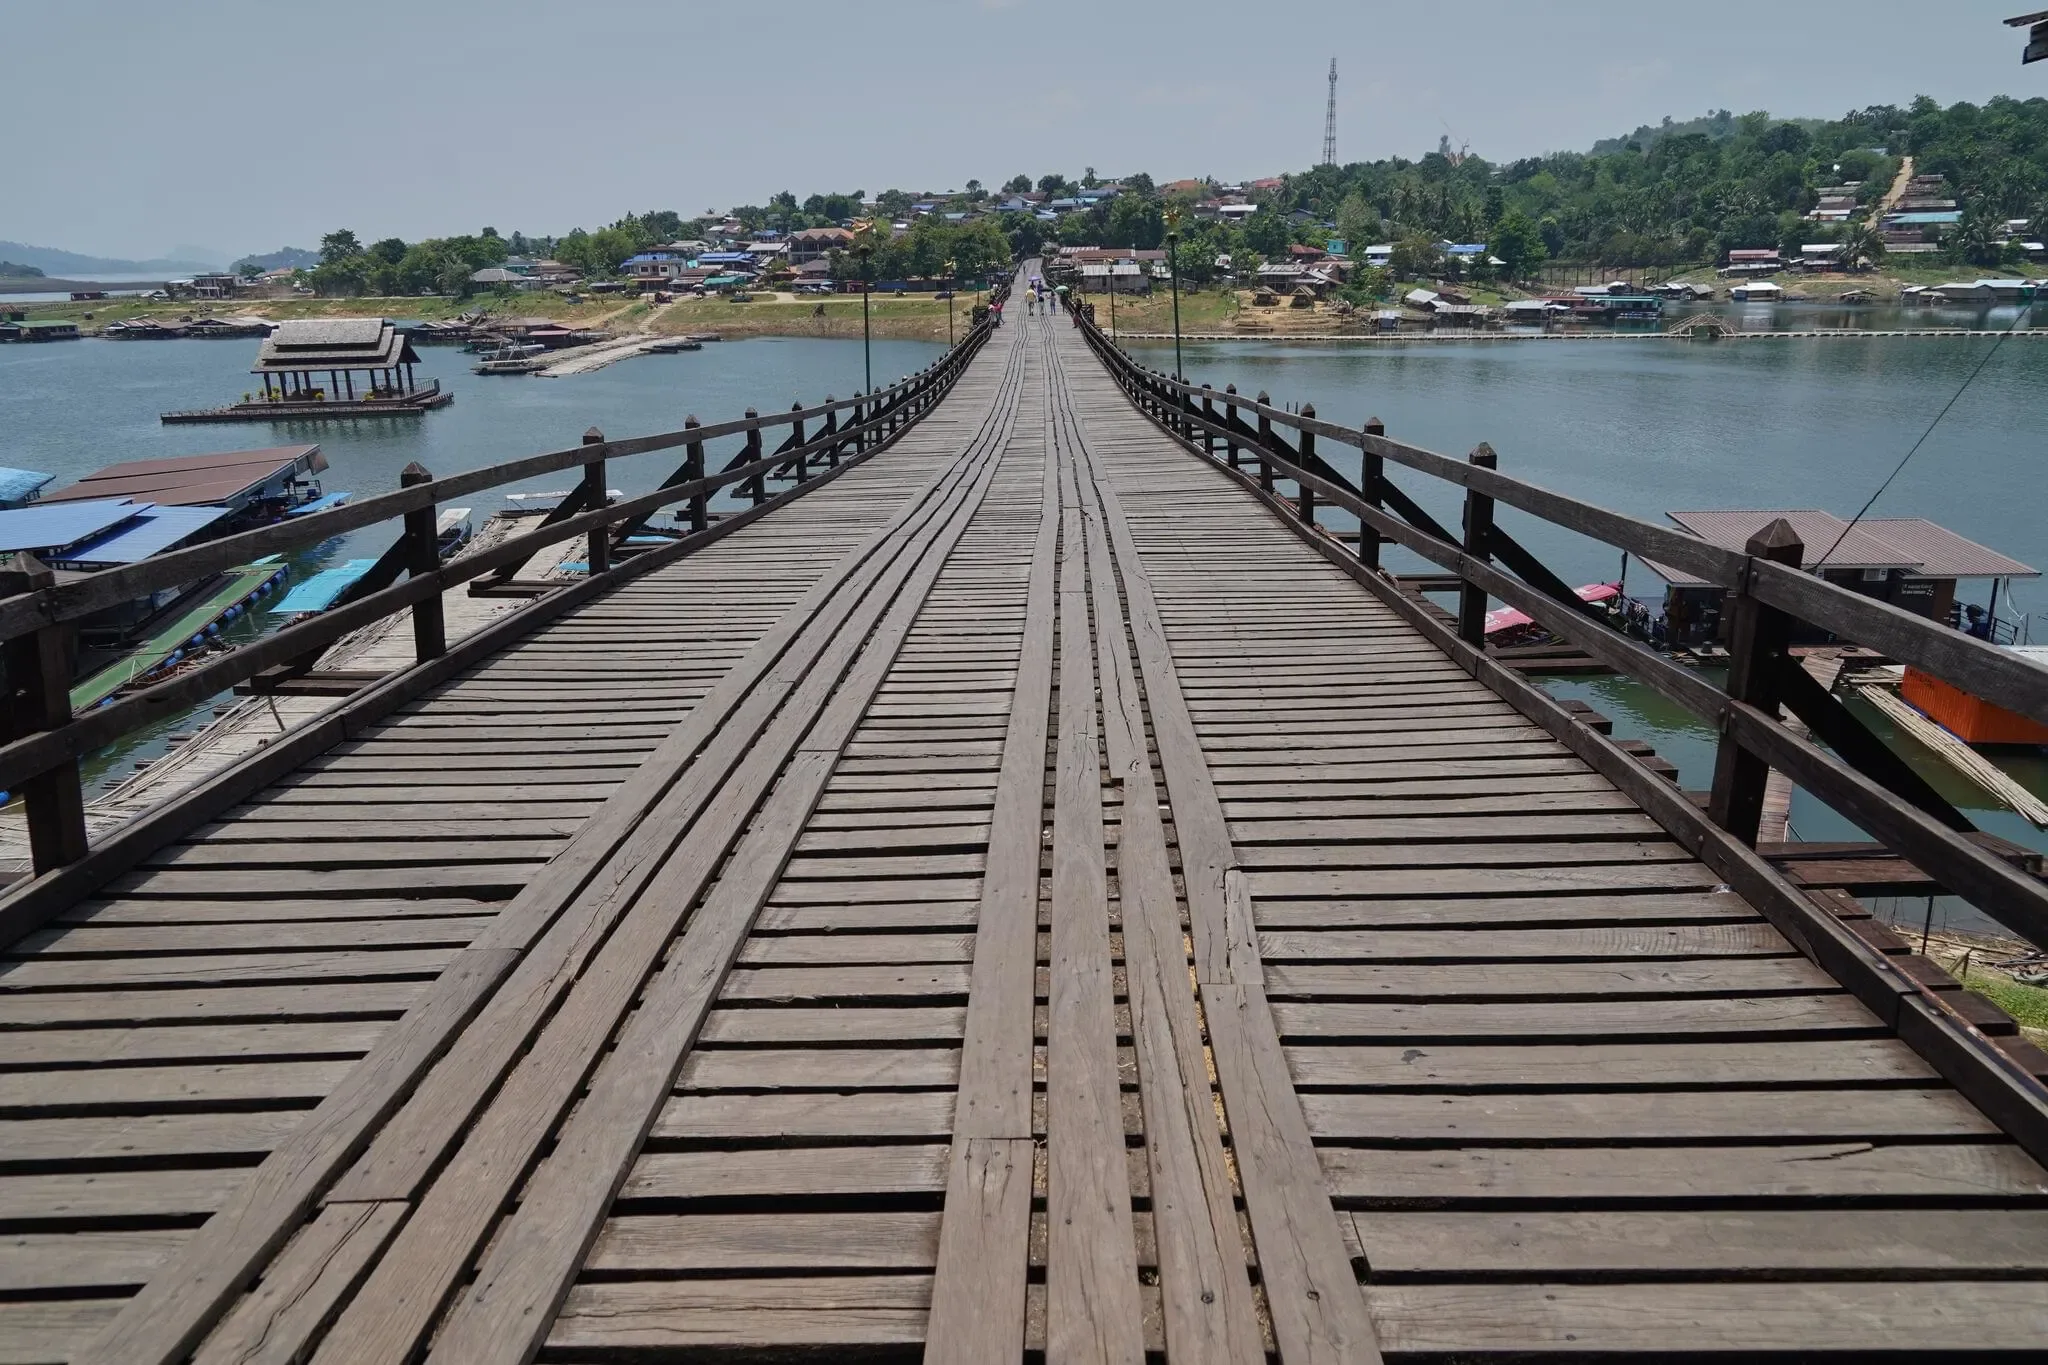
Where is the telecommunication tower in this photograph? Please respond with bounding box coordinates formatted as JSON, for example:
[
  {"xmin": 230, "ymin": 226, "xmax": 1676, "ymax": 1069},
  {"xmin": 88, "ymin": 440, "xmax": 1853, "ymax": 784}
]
[{"xmin": 1321, "ymin": 59, "xmax": 1338, "ymax": 165}]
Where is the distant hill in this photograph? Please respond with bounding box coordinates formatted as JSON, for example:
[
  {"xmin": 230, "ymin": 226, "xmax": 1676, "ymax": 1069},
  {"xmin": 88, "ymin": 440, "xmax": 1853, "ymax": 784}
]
[
  {"xmin": 0, "ymin": 241, "xmax": 223, "ymax": 275},
  {"xmin": 231, "ymin": 246, "xmax": 319, "ymax": 273},
  {"xmin": 1589, "ymin": 109, "xmax": 1828, "ymax": 156},
  {"xmin": 0, "ymin": 261, "xmax": 46, "ymax": 278}
]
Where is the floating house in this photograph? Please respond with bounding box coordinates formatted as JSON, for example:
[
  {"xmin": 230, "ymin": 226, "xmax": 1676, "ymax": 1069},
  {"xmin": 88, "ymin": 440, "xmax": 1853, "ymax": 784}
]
[
  {"xmin": 43, "ymin": 445, "xmax": 329, "ymax": 527},
  {"xmin": 1645, "ymin": 509, "xmax": 2039, "ymax": 647},
  {"xmin": 162, "ymin": 319, "xmax": 450, "ymax": 422},
  {"xmin": 0, "ymin": 315, "xmax": 81, "ymax": 342}
]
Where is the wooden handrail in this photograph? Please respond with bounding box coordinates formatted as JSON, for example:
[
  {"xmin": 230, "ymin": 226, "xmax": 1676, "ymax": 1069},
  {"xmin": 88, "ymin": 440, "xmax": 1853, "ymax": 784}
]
[
  {"xmin": 1089, "ymin": 336, "xmax": 2048, "ymax": 725},
  {"xmin": 1071, "ymin": 307, "xmax": 2048, "ymax": 954},
  {"xmin": 0, "ymin": 313, "xmax": 997, "ymax": 872},
  {"xmin": 0, "ymin": 339, "xmax": 983, "ymax": 643}
]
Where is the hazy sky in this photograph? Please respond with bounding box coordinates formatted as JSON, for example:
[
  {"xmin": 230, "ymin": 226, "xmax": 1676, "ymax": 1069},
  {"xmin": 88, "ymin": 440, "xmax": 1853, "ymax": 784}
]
[{"xmin": 10, "ymin": 0, "xmax": 2043, "ymax": 259}]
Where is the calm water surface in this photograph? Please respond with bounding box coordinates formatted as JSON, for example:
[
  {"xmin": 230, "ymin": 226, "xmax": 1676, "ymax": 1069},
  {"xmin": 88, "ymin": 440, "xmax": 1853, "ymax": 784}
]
[
  {"xmin": 1, "ymin": 334, "xmax": 942, "ymax": 788},
  {"xmin": 1125, "ymin": 332, "xmax": 2048, "ymax": 932}
]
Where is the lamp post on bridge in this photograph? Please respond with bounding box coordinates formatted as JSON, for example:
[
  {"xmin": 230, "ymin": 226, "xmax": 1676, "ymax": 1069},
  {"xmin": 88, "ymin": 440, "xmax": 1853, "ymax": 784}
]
[
  {"xmin": 945, "ymin": 257, "xmax": 956, "ymax": 347},
  {"xmin": 1163, "ymin": 205, "xmax": 1185, "ymax": 383},
  {"xmin": 854, "ymin": 241, "xmax": 874, "ymax": 396}
]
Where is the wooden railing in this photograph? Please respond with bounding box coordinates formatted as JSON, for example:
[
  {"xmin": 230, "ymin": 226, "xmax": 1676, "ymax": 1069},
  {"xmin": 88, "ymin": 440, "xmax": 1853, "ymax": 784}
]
[
  {"xmin": 1066, "ymin": 304, "xmax": 2048, "ymax": 957},
  {"xmin": 0, "ymin": 310, "xmax": 999, "ymax": 875}
]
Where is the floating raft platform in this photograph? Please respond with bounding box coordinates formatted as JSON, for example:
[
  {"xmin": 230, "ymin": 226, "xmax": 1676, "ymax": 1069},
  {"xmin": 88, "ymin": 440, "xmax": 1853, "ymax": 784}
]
[{"xmin": 161, "ymin": 389, "xmax": 452, "ymax": 424}]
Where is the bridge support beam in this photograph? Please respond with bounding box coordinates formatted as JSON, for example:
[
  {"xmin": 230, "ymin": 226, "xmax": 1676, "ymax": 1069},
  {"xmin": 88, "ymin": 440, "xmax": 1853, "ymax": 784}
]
[
  {"xmin": 1297, "ymin": 404, "xmax": 1317, "ymax": 527},
  {"xmin": 1708, "ymin": 519, "xmax": 1803, "ymax": 842}
]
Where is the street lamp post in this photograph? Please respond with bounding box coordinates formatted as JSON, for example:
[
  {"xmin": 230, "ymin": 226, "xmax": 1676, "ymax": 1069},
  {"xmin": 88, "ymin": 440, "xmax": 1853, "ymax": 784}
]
[
  {"xmin": 854, "ymin": 242, "xmax": 873, "ymax": 394},
  {"xmin": 1108, "ymin": 258, "xmax": 1116, "ymax": 340},
  {"xmin": 945, "ymin": 257, "xmax": 956, "ymax": 347},
  {"xmin": 1163, "ymin": 206, "xmax": 1185, "ymax": 383}
]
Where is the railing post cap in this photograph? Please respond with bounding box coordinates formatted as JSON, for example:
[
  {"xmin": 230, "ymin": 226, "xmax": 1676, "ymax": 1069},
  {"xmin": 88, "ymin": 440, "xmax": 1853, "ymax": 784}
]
[
  {"xmin": 582, "ymin": 426, "xmax": 604, "ymax": 444},
  {"xmin": 791, "ymin": 399, "xmax": 804, "ymax": 409},
  {"xmin": 684, "ymin": 414, "xmax": 701, "ymax": 427},
  {"xmin": 1469, "ymin": 442, "xmax": 1497, "ymax": 467},
  {"xmin": 745, "ymin": 407, "xmax": 759, "ymax": 418},
  {"xmin": 1225, "ymin": 382, "xmax": 1238, "ymax": 393},
  {"xmin": 1748, "ymin": 518, "xmax": 1806, "ymax": 563},
  {"xmin": 1365, "ymin": 415, "xmax": 1384, "ymax": 429},
  {"xmin": 1300, "ymin": 402, "xmax": 1316, "ymax": 418},
  {"xmin": 1256, "ymin": 390, "xmax": 1270, "ymax": 404},
  {"xmin": 400, "ymin": 462, "xmax": 433, "ymax": 485}
]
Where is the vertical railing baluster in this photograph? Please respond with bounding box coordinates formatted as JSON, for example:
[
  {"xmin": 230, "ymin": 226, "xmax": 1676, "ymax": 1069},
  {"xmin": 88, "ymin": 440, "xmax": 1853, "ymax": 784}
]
[
  {"xmin": 1361, "ymin": 417, "xmax": 1385, "ymax": 570},
  {"xmin": 1457, "ymin": 444, "xmax": 1496, "ymax": 647},
  {"xmin": 1223, "ymin": 385, "xmax": 1240, "ymax": 468},
  {"xmin": 0, "ymin": 552, "xmax": 87, "ymax": 873},
  {"xmin": 743, "ymin": 411, "xmax": 765, "ymax": 506},
  {"xmin": 1255, "ymin": 393, "xmax": 1275, "ymax": 493},
  {"xmin": 581, "ymin": 427, "xmax": 610, "ymax": 575},
  {"xmin": 789, "ymin": 400, "xmax": 808, "ymax": 484},
  {"xmin": 684, "ymin": 416, "xmax": 707, "ymax": 533},
  {"xmin": 1297, "ymin": 404, "xmax": 1317, "ymax": 528},
  {"xmin": 1709, "ymin": 520, "xmax": 1805, "ymax": 844},
  {"xmin": 401, "ymin": 463, "xmax": 446, "ymax": 660}
]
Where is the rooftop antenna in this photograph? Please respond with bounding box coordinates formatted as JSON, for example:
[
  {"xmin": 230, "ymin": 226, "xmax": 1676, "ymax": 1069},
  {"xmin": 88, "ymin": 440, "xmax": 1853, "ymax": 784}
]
[{"xmin": 1322, "ymin": 58, "xmax": 1338, "ymax": 166}]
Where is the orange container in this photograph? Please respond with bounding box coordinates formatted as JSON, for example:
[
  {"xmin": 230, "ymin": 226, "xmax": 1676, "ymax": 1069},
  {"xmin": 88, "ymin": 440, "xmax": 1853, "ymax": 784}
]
[{"xmin": 1900, "ymin": 665, "xmax": 2048, "ymax": 746}]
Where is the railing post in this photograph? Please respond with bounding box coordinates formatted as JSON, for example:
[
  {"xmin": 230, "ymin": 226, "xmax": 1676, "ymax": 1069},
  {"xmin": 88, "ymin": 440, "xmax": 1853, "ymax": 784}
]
[
  {"xmin": 743, "ymin": 410, "xmax": 765, "ymax": 506},
  {"xmin": 684, "ymin": 416, "xmax": 708, "ymax": 533},
  {"xmin": 1360, "ymin": 417, "xmax": 1385, "ymax": 570},
  {"xmin": 789, "ymin": 400, "xmax": 808, "ymax": 483},
  {"xmin": 819, "ymin": 400, "xmax": 839, "ymax": 467},
  {"xmin": 1708, "ymin": 519, "xmax": 1805, "ymax": 844},
  {"xmin": 1297, "ymin": 403, "xmax": 1317, "ymax": 527},
  {"xmin": 581, "ymin": 427, "xmax": 610, "ymax": 576},
  {"xmin": 1457, "ymin": 443, "xmax": 1496, "ymax": 647},
  {"xmin": 401, "ymin": 462, "xmax": 446, "ymax": 661},
  {"xmin": 1223, "ymin": 385, "xmax": 1240, "ymax": 468},
  {"xmin": 850, "ymin": 393, "xmax": 866, "ymax": 452},
  {"xmin": 0, "ymin": 553, "xmax": 87, "ymax": 873},
  {"xmin": 1255, "ymin": 393, "xmax": 1275, "ymax": 493},
  {"xmin": 1200, "ymin": 387, "xmax": 1217, "ymax": 458}
]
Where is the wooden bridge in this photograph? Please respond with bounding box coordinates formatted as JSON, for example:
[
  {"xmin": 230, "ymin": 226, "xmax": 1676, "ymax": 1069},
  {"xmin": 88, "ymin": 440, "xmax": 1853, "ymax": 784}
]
[{"xmin": 2, "ymin": 270, "xmax": 2047, "ymax": 1362}]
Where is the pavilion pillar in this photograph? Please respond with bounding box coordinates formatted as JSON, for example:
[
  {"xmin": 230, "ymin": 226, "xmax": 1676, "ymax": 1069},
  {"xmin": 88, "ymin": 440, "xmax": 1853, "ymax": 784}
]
[{"xmin": 344, "ymin": 370, "xmax": 354, "ymax": 399}]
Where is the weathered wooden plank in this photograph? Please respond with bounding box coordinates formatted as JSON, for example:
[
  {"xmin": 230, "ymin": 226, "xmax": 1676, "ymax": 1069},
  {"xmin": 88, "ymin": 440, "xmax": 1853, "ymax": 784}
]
[
  {"xmin": 1354, "ymin": 1207, "xmax": 2048, "ymax": 1275},
  {"xmin": 1369, "ymin": 1282, "xmax": 2048, "ymax": 1354},
  {"xmin": 546, "ymin": 1276, "xmax": 930, "ymax": 1352},
  {"xmin": 1269, "ymin": 994, "xmax": 1874, "ymax": 1040},
  {"xmin": 587, "ymin": 1211, "xmax": 941, "ymax": 1271},
  {"xmin": 1258, "ymin": 923, "xmax": 1788, "ymax": 961},
  {"xmin": 1283, "ymin": 1037, "xmax": 1936, "ymax": 1088},
  {"xmin": 1303, "ymin": 1087, "xmax": 2001, "ymax": 1142},
  {"xmin": 623, "ymin": 1144, "xmax": 952, "ymax": 1199},
  {"xmin": 0, "ymin": 1230, "xmax": 187, "ymax": 1292},
  {"xmin": 190, "ymin": 1202, "xmax": 404, "ymax": 1365}
]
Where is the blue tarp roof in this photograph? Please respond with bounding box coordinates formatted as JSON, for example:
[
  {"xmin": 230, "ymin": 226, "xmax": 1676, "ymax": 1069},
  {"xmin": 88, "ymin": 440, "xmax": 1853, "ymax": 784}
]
[
  {"xmin": 0, "ymin": 468, "xmax": 54, "ymax": 507},
  {"xmin": 285, "ymin": 490, "xmax": 353, "ymax": 517},
  {"xmin": 48, "ymin": 503, "xmax": 235, "ymax": 568},
  {"xmin": 272, "ymin": 558, "xmax": 377, "ymax": 614},
  {"xmin": 0, "ymin": 499, "xmax": 155, "ymax": 556},
  {"xmin": 1889, "ymin": 211, "xmax": 1962, "ymax": 224},
  {"xmin": 698, "ymin": 251, "xmax": 753, "ymax": 263}
]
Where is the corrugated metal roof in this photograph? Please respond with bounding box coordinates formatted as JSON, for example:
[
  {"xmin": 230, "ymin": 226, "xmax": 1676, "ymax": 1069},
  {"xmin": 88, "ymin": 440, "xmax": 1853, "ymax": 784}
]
[
  {"xmin": 1650, "ymin": 510, "xmax": 2038, "ymax": 585},
  {"xmin": 45, "ymin": 446, "xmax": 321, "ymax": 508},
  {"xmin": 0, "ymin": 467, "xmax": 54, "ymax": 506},
  {"xmin": 48, "ymin": 504, "xmax": 236, "ymax": 567},
  {"xmin": 0, "ymin": 499, "xmax": 153, "ymax": 556},
  {"xmin": 1858, "ymin": 519, "xmax": 2039, "ymax": 579}
]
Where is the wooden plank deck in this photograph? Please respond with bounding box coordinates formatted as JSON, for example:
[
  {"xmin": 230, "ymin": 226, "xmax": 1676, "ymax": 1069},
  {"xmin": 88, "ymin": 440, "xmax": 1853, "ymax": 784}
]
[{"xmin": 5, "ymin": 295, "xmax": 2045, "ymax": 1363}]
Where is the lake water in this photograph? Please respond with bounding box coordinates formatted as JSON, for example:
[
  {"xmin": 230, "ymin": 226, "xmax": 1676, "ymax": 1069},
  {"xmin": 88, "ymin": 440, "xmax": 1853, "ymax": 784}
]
[
  {"xmin": 1122, "ymin": 331, "xmax": 2048, "ymax": 937},
  {"xmin": 0, "ymin": 334, "xmax": 943, "ymax": 788}
]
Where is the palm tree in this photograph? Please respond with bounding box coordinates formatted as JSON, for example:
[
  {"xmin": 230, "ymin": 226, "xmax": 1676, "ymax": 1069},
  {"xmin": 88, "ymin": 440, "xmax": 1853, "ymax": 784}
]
[{"xmin": 1839, "ymin": 221, "xmax": 1886, "ymax": 272}]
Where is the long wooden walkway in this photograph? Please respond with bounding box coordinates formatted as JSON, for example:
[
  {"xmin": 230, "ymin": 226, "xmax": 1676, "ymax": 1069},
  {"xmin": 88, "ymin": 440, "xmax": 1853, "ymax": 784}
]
[{"xmin": 5, "ymin": 297, "xmax": 2046, "ymax": 1363}]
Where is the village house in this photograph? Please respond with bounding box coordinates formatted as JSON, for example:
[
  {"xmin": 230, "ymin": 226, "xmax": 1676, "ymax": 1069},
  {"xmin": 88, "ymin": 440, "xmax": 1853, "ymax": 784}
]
[
  {"xmin": 1720, "ymin": 248, "xmax": 1783, "ymax": 277},
  {"xmin": 618, "ymin": 250, "xmax": 695, "ymax": 285},
  {"xmin": 787, "ymin": 227, "xmax": 854, "ymax": 264}
]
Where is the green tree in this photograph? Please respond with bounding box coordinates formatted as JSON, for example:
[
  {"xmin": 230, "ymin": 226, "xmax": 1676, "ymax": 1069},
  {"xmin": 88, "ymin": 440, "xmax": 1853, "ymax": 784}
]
[
  {"xmin": 368, "ymin": 237, "xmax": 408, "ymax": 266},
  {"xmin": 1487, "ymin": 210, "xmax": 1548, "ymax": 279},
  {"xmin": 1334, "ymin": 193, "xmax": 1376, "ymax": 254},
  {"xmin": 1838, "ymin": 220, "xmax": 1887, "ymax": 272},
  {"xmin": 1107, "ymin": 194, "xmax": 1164, "ymax": 249},
  {"xmin": 1004, "ymin": 174, "xmax": 1033, "ymax": 195},
  {"xmin": 319, "ymin": 229, "xmax": 362, "ymax": 265},
  {"xmin": 1388, "ymin": 234, "xmax": 1443, "ymax": 280},
  {"xmin": 237, "ymin": 260, "xmax": 263, "ymax": 280},
  {"xmin": 1038, "ymin": 173, "xmax": 1070, "ymax": 196},
  {"xmin": 1242, "ymin": 208, "xmax": 1290, "ymax": 256}
]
